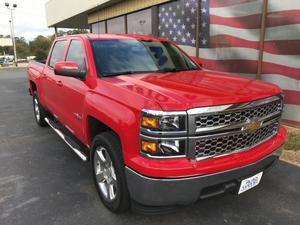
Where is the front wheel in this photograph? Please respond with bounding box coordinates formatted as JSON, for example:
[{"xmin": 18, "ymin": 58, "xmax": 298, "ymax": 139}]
[
  {"xmin": 33, "ymin": 92, "xmax": 48, "ymax": 127},
  {"xmin": 91, "ymin": 132, "xmax": 130, "ymax": 213}
]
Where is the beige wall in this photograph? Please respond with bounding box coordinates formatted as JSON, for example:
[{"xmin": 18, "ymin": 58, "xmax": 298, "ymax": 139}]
[
  {"xmin": 88, "ymin": 0, "xmax": 171, "ymax": 24},
  {"xmin": 0, "ymin": 38, "xmax": 13, "ymax": 47},
  {"xmin": 46, "ymin": 0, "xmax": 117, "ymax": 27}
]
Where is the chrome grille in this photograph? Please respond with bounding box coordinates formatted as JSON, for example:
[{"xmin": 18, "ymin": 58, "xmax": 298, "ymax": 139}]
[
  {"xmin": 187, "ymin": 95, "xmax": 283, "ymax": 160},
  {"xmin": 194, "ymin": 121, "xmax": 279, "ymax": 160},
  {"xmin": 195, "ymin": 99, "xmax": 282, "ymax": 129}
]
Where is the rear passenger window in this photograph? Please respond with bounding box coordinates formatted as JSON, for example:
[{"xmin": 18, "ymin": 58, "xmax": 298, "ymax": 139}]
[
  {"xmin": 66, "ymin": 40, "xmax": 86, "ymax": 71},
  {"xmin": 49, "ymin": 41, "xmax": 67, "ymax": 68}
]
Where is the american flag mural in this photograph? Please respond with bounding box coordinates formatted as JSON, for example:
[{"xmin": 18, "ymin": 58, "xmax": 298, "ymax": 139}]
[
  {"xmin": 159, "ymin": 0, "xmax": 300, "ymax": 127},
  {"xmin": 158, "ymin": 0, "xmax": 198, "ymax": 48}
]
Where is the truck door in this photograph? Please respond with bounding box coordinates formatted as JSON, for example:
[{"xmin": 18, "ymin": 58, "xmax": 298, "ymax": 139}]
[
  {"xmin": 54, "ymin": 39, "xmax": 88, "ymax": 142},
  {"xmin": 40, "ymin": 40, "xmax": 68, "ymax": 116}
]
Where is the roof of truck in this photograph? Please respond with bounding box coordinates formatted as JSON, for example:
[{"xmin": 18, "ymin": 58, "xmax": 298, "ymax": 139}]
[{"xmin": 56, "ymin": 34, "xmax": 169, "ymax": 42}]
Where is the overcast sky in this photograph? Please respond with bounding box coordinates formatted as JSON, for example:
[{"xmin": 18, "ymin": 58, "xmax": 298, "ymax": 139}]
[{"xmin": 0, "ymin": 0, "xmax": 54, "ymax": 41}]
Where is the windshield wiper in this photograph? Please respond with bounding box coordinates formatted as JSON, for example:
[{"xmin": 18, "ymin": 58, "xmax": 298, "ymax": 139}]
[
  {"xmin": 157, "ymin": 68, "xmax": 185, "ymax": 73},
  {"xmin": 102, "ymin": 70, "xmax": 157, "ymax": 77},
  {"xmin": 157, "ymin": 68, "xmax": 199, "ymax": 73}
]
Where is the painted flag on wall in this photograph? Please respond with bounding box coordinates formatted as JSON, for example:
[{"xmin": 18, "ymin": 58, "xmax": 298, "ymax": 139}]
[
  {"xmin": 159, "ymin": 0, "xmax": 198, "ymax": 47},
  {"xmin": 198, "ymin": 0, "xmax": 300, "ymax": 126},
  {"xmin": 159, "ymin": 0, "xmax": 300, "ymax": 126}
]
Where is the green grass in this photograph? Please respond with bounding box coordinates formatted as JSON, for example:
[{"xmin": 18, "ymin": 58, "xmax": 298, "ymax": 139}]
[{"xmin": 284, "ymin": 131, "xmax": 300, "ymax": 151}]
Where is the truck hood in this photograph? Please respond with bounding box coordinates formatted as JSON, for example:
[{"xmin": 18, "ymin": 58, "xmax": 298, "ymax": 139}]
[{"xmin": 103, "ymin": 70, "xmax": 281, "ymax": 111}]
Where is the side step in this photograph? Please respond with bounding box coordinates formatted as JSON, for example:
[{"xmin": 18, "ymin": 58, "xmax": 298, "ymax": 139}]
[{"xmin": 44, "ymin": 117, "xmax": 88, "ymax": 162}]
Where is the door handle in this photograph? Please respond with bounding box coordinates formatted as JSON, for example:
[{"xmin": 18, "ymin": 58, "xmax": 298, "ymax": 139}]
[{"xmin": 56, "ymin": 80, "xmax": 63, "ymax": 87}]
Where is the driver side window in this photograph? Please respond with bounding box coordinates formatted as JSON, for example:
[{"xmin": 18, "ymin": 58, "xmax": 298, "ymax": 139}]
[
  {"xmin": 65, "ymin": 40, "xmax": 86, "ymax": 71},
  {"xmin": 49, "ymin": 41, "xmax": 67, "ymax": 68}
]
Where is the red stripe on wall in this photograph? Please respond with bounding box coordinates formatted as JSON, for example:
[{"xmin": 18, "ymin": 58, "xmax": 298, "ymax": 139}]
[
  {"xmin": 210, "ymin": 36, "xmax": 300, "ymax": 55},
  {"xmin": 264, "ymin": 40, "xmax": 300, "ymax": 55},
  {"xmin": 261, "ymin": 62, "xmax": 300, "ymax": 81},
  {"xmin": 209, "ymin": 35, "xmax": 259, "ymax": 49},
  {"xmin": 200, "ymin": 59, "xmax": 258, "ymax": 74},
  {"xmin": 200, "ymin": 59, "xmax": 300, "ymax": 80},
  {"xmin": 267, "ymin": 10, "xmax": 300, "ymax": 28},
  {"xmin": 282, "ymin": 119, "xmax": 300, "ymax": 129},
  {"xmin": 283, "ymin": 90, "xmax": 300, "ymax": 105},
  {"xmin": 211, "ymin": 14, "xmax": 262, "ymax": 29},
  {"xmin": 210, "ymin": 0, "xmax": 256, "ymax": 8}
]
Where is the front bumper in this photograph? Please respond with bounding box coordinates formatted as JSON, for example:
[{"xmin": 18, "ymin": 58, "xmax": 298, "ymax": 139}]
[{"xmin": 126, "ymin": 147, "xmax": 282, "ymax": 206}]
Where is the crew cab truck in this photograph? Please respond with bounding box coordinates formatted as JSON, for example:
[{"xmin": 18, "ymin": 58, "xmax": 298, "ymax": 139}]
[{"xmin": 27, "ymin": 34, "xmax": 286, "ymax": 213}]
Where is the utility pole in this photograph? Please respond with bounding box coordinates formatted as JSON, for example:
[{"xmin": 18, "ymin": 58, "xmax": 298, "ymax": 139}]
[{"xmin": 5, "ymin": 2, "xmax": 18, "ymax": 67}]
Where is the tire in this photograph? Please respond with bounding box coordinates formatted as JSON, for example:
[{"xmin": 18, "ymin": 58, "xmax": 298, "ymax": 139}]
[
  {"xmin": 33, "ymin": 92, "xmax": 48, "ymax": 127},
  {"xmin": 91, "ymin": 132, "xmax": 130, "ymax": 213}
]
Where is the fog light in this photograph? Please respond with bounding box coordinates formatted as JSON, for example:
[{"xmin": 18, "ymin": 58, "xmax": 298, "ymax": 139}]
[{"xmin": 141, "ymin": 141, "xmax": 157, "ymax": 153}]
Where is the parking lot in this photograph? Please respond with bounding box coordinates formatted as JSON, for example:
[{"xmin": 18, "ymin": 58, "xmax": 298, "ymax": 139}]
[{"xmin": 0, "ymin": 68, "xmax": 299, "ymax": 225}]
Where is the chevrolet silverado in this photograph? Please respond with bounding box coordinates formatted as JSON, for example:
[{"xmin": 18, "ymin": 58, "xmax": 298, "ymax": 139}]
[{"xmin": 27, "ymin": 34, "xmax": 286, "ymax": 213}]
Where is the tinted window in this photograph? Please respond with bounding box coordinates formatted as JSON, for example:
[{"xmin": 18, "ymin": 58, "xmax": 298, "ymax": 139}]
[
  {"xmin": 91, "ymin": 40, "xmax": 198, "ymax": 77},
  {"xmin": 107, "ymin": 16, "xmax": 125, "ymax": 33},
  {"xmin": 127, "ymin": 9, "xmax": 152, "ymax": 35},
  {"xmin": 91, "ymin": 21, "xmax": 106, "ymax": 34},
  {"xmin": 49, "ymin": 41, "xmax": 67, "ymax": 67},
  {"xmin": 66, "ymin": 40, "xmax": 86, "ymax": 71}
]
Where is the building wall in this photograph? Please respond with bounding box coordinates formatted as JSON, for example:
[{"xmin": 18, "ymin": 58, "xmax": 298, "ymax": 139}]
[
  {"xmin": 0, "ymin": 38, "xmax": 13, "ymax": 47},
  {"xmin": 88, "ymin": 0, "xmax": 171, "ymax": 23},
  {"xmin": 45, "ymin": 0, "xmax": 120, "ymax": 28}
]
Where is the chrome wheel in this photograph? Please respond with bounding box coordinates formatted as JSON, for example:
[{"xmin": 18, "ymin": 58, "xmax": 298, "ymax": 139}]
[
  {"xmin": 34, "ymin": 97, "xmax": 40, "ymax": 122},
  {"xmin": 94, "ymin": 146, "xmax": 117, "ymax": 202}
]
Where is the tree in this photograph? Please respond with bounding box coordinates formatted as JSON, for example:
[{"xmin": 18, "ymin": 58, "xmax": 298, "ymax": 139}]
[
  {"xmin": 15, "ymin": 37, "xmax": 30, "ymax": 59},
  {"xmin": 56, "ymin": 29, "xmax": 88, "ymax": 37},
  {"xmin": 29, "ymin": 35, "xmax": 52, "ymax": 60}
]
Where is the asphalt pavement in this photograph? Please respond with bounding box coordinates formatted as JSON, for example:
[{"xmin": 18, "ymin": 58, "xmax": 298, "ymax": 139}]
[{"xmin": 0, "ymin": 68, "xmax": 299, "ymax": 225}]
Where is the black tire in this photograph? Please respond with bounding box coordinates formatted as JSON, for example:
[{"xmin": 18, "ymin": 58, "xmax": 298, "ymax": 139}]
[
  {"xmin": 33, "ymin": 92, "xmax": 48, "ymax": 127},
  {"xmin": 91, "ymin": 132, "xmax": 130, "ymax": 213}
]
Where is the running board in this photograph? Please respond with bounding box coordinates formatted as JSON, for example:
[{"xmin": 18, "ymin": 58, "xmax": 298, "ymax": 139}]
[{"xmin": 44, "ymin": 117, "xmax": 88, "ymax": 162}]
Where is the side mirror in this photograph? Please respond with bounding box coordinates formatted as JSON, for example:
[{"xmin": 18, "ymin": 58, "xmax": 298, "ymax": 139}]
[
  {"xmin": 191, "ymin": 57, "xmax": 203, "ymax": 67},
  {"xmin": 54, "ymin": 61, "xmax": 86, "ymax": 79}
]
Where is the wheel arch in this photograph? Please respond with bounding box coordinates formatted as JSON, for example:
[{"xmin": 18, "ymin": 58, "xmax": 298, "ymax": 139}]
[
  {"xmin": 29, "ymin": 80, "xmax": 37, "ymax": 95},
  {"xmin": 87, "ymin": 115, "xmax": 121, "ymax": 149}
]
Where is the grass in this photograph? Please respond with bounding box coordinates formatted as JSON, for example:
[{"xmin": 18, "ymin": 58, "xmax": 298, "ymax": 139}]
[{"xmin": 284, "ymin": 129, "xmax": 300, "ymax": 151}]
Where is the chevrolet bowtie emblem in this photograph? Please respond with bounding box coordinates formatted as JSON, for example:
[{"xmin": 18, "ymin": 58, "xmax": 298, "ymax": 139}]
[{"xmin": 243, "ymin": 119, "xmax": 262, "ymax": 133}]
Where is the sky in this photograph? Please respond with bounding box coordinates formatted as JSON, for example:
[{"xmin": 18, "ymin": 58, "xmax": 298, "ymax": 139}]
[{"xmin": 0, "ymin": 0, "xmax": 54, "ymax": 41}]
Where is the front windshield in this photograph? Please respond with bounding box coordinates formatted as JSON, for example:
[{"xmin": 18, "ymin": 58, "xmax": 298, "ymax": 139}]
[{"xmin": 91, "ymin": 39, "xmax": 199, "ymax": 77}]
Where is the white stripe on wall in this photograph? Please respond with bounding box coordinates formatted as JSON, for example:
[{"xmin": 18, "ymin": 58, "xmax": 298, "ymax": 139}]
[
  {"xmin": 210, "ymin": 1, "xmax": 263, "ymax": 18},
  {"xmin": 197, "ymin": 71, "xmax": 299, "ymax": 92},
  {"xmin": 210, "ymin": 0, "xmax": 300, "ymax": 18},
  {"xmin": 210, "ymin": 24, "xmax": 300, "ymax": 42},
  {"xmin": 178, "ymin": 45, "xmax": 196, "ymax": 56},
  {"xmin": 199, "ymin": 47, "xmax": 300, "ymax": 69},
  {"xmin": 262, "ymin": 74, "xmax": 300, "ymax": 91},
  {"xmin": 283, "ymin": 104, "xmax": 300, "ymax": 122},
  {"xmin": 268, "ymin": 0, "xmax": 300, "ymax": 13}
]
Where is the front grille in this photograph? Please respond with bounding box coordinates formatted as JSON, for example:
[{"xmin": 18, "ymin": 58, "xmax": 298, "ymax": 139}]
[
  {"xmin": 188, "ymin": 95, "xmax": 283, "ymax": 160},
  {"xmin": 194, "ymin": 121, "xmax": 279, "ymax": 159},
  {"xmin": 195, "ymin": 99, "xmax": 282, "ymax": 129}
]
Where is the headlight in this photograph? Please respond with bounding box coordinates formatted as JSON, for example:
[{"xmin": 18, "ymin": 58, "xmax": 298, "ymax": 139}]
[
  {"xmin": 140, "ymin": 109, "xmax": 187, "ymax": 158},
  {"xmin": 141, "ymin": 110, "xmax": 186, "ymax": 131},
  {"xmin": 140, "ymin": 139, "xmax": 186, "ymax": 157}
]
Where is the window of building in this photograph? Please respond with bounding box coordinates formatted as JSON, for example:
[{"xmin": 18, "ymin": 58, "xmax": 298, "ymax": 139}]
[
  {"xmin": 49, "ymin": 41, "xmax": 67, "ymax": 67},
  {"xmin": 107, "ymin": 16, "xmax": 125, "ymax": 33},
  {"xmin": 127, "ymin": 8, "xmax": 152, "ymax": 35},
  {"xmin": 91, "ymin": 21, "xmax": 106, "ymax": 34},
  {"xmin": 66, "ymin": 40, "xmax": 86, "ymax": 71}
]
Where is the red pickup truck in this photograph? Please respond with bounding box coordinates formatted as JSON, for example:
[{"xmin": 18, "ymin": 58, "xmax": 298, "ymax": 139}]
[{"xmin": 27, "ymin": 34, "xmax": 286, "ymax": 213}]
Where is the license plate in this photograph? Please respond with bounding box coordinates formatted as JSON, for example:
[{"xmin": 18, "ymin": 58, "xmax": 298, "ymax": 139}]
[{"xmin": 238, "ymin": 172, "xmax": 263, "ymax": 194}]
